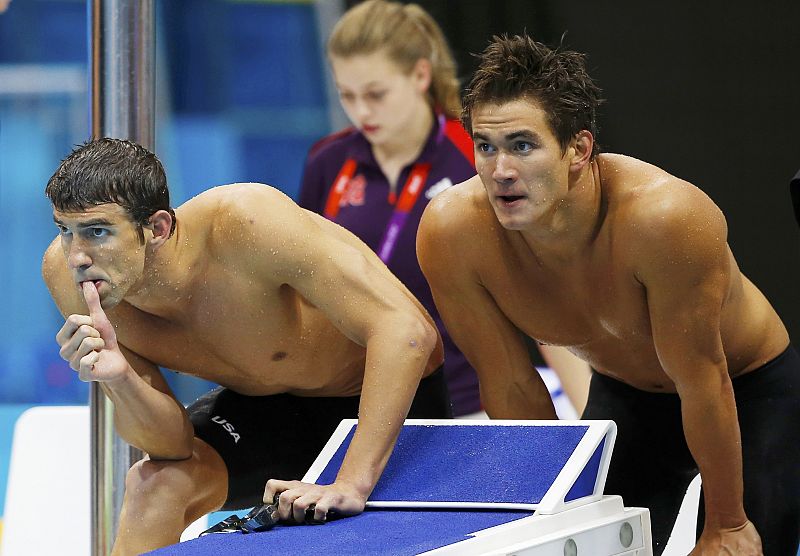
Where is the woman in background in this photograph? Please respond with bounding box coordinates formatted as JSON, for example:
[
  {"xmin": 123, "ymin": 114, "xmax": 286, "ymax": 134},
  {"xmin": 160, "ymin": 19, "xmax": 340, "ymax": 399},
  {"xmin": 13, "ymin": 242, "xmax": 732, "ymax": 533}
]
[{"xmin": 299, "ymin": 0, "xmax": 590, "ymax": 416}]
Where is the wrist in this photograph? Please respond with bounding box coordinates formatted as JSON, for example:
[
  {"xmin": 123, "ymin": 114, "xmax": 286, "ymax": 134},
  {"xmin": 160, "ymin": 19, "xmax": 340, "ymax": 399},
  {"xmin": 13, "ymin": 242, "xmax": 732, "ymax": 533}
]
[
  {"xmin": 333, "ymin": 474, "xmax": 376, "ymax": 499},
  {"xmin": 703, "ymin": 508, "xmax": 748, "ymax": 530},
  {"xmin": 100, "ymin": 364, "xmax": 135, "ymax": 391}
]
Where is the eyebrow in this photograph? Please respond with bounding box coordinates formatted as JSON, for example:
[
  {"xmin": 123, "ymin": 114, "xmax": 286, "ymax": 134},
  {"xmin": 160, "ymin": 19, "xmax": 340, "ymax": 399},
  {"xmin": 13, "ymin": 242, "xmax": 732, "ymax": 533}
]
[
  {"xmin": 473, "ymin": 130, "xmax": 541, "ymax": 142},
  {"xmin": 53, "ymin": 216, "xmax": 115, "ymax": 227}
]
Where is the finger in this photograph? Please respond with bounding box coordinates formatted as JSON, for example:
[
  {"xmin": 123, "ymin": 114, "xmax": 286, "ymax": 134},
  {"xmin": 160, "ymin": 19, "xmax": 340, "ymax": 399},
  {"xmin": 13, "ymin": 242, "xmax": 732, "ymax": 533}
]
[
  {"xmin": 263, "ymin": 479, "xmax": 297, "ymax": 505},
  {"xmin": 263, "ymin": 478, "xmax": 281, "ymax": 504},
  {"xmin": 82, "ymin": 281, "xmax": 105, "ymax": 320},
  {"xmin": 274, "ymin": 484, "xmax": 305, "ymax": 521},
  {"xmin": 56, "ymin": 315, "xmax": 93, "ymax": 347},
  {"xmin": 69, "ymin": 336, "xmax": 105, "ymax": 371},
  {"xmin": 82, "ymin": 282, "xmax": 117, "ymax": 346},
  {"xmin": 78, "ymin": 351, "xmax": 100, "ymax": 382},
  {"xmin": 59, "ymin": 324, "xmax": 101, "ymax": 363},
  {"xmin": 291, "ymin": 492, "xmax": 317, "ymax": 523},
  {"xmin": 310, "ymin": 500, "xmax": 330, "ymax": 522}
]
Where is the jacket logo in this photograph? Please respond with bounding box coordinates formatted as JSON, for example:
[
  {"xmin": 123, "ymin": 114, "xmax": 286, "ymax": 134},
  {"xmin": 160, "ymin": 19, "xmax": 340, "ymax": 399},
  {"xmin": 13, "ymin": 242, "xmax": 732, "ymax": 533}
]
[
  {"xmin": 425, "ymin": 177, "xmax": 453, "ymax": 199},
  {"xmin": 211, "ymin": 416, "xmax": 241, "ymax": 443},
  {"xmin": 339, "ymin": 174, "xmax": 366, "ymax": 207}
]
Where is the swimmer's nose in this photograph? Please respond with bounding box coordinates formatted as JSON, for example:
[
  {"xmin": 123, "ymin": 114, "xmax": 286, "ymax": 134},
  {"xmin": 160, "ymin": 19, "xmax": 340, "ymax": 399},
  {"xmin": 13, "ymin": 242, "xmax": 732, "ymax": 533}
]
[{"xmin": 493, "ymin": 152, "xmax": 518, "ymax": 183}]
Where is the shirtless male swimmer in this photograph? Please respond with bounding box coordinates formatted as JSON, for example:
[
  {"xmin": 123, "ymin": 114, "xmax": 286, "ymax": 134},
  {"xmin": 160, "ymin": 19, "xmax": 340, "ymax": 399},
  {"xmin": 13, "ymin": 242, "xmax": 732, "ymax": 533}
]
[
  {"xmin": 43, "ymin": 138, "xmax": 450, "ymax": 555},
  {"xmin": 418, "ymin": 35, "xmax": 799, "ymax": 556}
]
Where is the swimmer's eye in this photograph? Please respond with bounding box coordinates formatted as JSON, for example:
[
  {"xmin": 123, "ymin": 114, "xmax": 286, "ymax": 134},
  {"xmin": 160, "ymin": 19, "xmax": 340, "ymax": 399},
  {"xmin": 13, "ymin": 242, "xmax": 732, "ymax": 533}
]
[
  {"xmin": 81, "ymin": 227, "xmax": 110, "ymax": 240},
  {"xmin": 514, "ymin": 141, "xmax": 536, "ymax": 153},
  {"xmin": 476, "ymin": 143, "xmax": 496, "ymax": 154}
]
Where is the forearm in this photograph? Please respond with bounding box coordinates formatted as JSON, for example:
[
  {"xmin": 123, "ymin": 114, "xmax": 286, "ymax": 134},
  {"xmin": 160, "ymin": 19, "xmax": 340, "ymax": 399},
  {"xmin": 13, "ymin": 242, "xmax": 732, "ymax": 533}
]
[
  {"xmin": 334, "ymin": 322, "xmax": 436, "ymax": 496},
  {"xmin": 101, "ymin": 368, "xmax": 194, "ymax": 459},
  {"xmin": 679, "ymin": 377, "xmax": 747, "ymax": 528},
  {"xmin": 538, "ymin": 345, "xmax": 591, "ymax": 415},
  {"xmin": 482, "ymin": 366, "xmax": 557, "ymax": 420}
]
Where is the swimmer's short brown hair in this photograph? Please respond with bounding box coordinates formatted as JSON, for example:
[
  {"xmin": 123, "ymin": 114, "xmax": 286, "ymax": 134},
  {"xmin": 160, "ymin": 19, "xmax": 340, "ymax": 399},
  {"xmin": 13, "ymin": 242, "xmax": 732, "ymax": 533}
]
[
  {"xmin": 46, "ymin": 138, "xmax": 176, "ymax": 240},
  {"xmin": 462, "ymin": 34, "xmax": 604, "ymax": 158}
]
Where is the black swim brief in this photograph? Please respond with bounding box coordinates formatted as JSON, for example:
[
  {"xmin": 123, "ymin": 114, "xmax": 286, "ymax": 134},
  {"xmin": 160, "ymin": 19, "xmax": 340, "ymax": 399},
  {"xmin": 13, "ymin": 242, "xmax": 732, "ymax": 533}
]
[
  {"xmin": 188, "ymin": 368, "xmax": 451, "ymax": 510},
  {"xmin": 582, "ymin": 345, "xmax": 800, "ymax": 556}
]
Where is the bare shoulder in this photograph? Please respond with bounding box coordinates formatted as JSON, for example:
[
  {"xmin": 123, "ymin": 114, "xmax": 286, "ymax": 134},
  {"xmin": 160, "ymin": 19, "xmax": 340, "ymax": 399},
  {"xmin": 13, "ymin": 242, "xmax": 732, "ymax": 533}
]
[
  {"xmin": 42, "ymin": 237, "xmax": 85, "ymax": 316},
  {"xmin": 418, "ymin": 175, "xmax": 498, "ymax": 282},
  {"xmin": 420, "ymin": 175, "xmax": 492, "ymax": 242},
  {"xmin": 197, "ymin": 183, "xmax": 306, "ymax": 251},
  {"xmin": 602, "ymin": 155, "xmax": 728, "ymax": 273},
  {"xmin": 198, "ymin": 183, "xmax": 357, "ymax": 280},
  {"xmin": 192, "ymin": 182, "xmax": 297, "ymax": 225}
]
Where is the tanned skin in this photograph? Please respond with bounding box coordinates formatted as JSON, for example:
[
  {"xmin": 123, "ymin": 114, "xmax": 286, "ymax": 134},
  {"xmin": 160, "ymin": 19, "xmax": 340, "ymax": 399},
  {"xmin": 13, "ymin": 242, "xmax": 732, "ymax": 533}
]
[
  {"xmin": 44, "ymin": 183, "xmax": 443, "ymax": 555},
  {"xmin": 418, "ymin": 98, "xmax": 785, "ymax": 555}
]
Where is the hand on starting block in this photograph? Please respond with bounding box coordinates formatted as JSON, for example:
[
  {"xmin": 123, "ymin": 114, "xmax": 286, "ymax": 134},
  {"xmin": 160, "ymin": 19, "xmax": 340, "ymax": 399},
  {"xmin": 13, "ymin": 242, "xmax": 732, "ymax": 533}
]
[
  {"xmin": 264, "ymin": 478, "xmax": 365, "ymax": 524},
  {"xmin": 200, "ymin": 492, "xmax": 343, "ymax": 536}
]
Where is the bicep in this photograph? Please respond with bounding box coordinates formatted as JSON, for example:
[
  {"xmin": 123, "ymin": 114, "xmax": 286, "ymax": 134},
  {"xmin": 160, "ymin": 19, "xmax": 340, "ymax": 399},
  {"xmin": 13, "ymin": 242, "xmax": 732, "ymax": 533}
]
[
  {"xmin": 436, "ymin": 277, "xmax": 531, "ymax": 380},
  {"xmin": 638, "ymin": 209, "xmax": 731, "ymax": 390},
  {"xmin": 265, "ymin": 204, "xmax": 426, "ymax": 345},
  {"xmin": 418, "ymin": 227, "xmax": 535, "ymax": 413}
]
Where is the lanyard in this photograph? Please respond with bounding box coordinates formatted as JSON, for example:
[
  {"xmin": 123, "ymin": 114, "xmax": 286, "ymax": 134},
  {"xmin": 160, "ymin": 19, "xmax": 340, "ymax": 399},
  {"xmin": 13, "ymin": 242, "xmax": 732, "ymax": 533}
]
[
  {"xmin": 323, "ymin": 159, "xmax": 431, "ymax": 264},
  {"xmin": 323, "ymin": 158, "xmax": 358, "ymax": 219},
  {"xmin": 377, "ymin": 162, "xmax": 431, "ymax": 262}
]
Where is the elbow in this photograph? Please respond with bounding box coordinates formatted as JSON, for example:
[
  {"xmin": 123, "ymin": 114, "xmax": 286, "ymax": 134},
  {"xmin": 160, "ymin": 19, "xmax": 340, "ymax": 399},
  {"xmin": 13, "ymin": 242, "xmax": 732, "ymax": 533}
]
[
  {"xmin": 146, "ymin": 437, "xmax": 193, "ymax": 461},
  {"xmin": 132, "ymin": 423, "xmax": 194, "ymax": 461},
  {"xmin": 171, "ymin": 432, "xmax": 195, "ymax": 460},
  {"xmin": 370, "ymin": 307, "xmax": 443, "ymax": 371},
  {"xmin": 171, "ymin": 425, "xmax": 196, "ymax": 460},
  {"xmin": 411, "ymin": 316, "xmax": 442, "ymax": 370}
]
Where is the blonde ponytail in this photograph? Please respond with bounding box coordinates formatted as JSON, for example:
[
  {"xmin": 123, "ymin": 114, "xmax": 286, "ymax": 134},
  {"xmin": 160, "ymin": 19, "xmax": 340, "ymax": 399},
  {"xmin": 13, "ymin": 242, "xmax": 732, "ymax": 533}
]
[{"xmin": 328, "ymin": 0, "xmax": 461, "ymax": 119}]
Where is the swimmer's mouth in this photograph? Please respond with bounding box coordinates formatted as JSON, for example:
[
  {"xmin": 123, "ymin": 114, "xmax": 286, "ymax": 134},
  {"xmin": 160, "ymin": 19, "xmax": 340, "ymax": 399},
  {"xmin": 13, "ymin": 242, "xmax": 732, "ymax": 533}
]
[
  {"xmin": 78, "ymin": 279, "xmax": 105, "ymax": 289},
  {"xmin": 498, "ymin": 195, "xmax": 526, "ymax": 203}
]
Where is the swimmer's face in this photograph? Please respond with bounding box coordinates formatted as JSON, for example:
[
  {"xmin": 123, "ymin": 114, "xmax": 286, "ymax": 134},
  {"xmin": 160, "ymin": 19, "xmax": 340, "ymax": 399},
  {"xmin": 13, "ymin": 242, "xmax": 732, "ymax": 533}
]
[
  {"xmin": 330, "ymin": 50, "xmax": 431, "ymax": 147},
  {"xmin": 471, "ymin": 98, "xmax": 575, "ymax": 231},
  {"xmin": 53, "ymin": 203, "xmax": 146, "ymax": 309}
]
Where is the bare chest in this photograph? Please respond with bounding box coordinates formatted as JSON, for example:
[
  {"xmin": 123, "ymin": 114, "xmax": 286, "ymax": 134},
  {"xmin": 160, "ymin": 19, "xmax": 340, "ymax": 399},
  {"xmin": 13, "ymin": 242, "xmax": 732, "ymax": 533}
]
[
  {"xmin": 480, "ymin": 240, "xmax": 655, "ymax": 363},
  {"xmin": 112, "ymin": 277, "xmax": 362, "ymax": 394}
]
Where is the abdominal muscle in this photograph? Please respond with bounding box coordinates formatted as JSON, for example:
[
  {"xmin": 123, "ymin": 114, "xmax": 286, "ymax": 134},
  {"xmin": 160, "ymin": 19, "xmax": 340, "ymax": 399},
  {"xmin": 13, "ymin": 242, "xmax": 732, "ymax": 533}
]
[{"xmin": 198, "ymin": 305, "xmax": 368, "ymax": 398}]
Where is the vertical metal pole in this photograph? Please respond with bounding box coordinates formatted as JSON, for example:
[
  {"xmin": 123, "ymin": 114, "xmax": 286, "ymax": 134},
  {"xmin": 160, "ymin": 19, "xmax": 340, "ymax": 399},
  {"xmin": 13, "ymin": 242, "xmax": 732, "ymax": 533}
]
[
  {"xmin": 313, "ymin": 0, "xmax": 348, "ymax": 131},
  {"xmin": 89, "ymin": 1, "xmax": 154, "ymax": 554}
]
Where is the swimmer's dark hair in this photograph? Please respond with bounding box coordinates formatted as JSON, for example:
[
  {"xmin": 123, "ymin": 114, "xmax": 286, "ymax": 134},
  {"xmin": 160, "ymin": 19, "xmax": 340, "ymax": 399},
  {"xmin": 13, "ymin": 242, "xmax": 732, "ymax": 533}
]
[
  {"xmin": 45, "ymin": 138, "xmax": 176, "ymax": 242},
  {"xmin": 462, "ymin": 34, "xmax": 603, "ymax": 158}
]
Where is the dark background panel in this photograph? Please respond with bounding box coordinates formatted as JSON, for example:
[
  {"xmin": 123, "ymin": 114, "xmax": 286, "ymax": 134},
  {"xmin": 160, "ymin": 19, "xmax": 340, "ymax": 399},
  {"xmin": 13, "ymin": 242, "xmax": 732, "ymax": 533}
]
[{"xmin": 358, "ymin": 0, "xmax": 800, "ymax": 342}]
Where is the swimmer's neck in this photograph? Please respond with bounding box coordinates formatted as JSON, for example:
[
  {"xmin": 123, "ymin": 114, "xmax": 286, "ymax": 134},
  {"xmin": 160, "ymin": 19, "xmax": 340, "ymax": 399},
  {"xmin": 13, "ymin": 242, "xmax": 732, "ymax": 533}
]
[
  {"xmin": 515, "ymin": 158, "xmax": 604, "ymax": 265},
  {"xmin": 124, "ymin": 219, "xmax": 200, "ymax": 319}
]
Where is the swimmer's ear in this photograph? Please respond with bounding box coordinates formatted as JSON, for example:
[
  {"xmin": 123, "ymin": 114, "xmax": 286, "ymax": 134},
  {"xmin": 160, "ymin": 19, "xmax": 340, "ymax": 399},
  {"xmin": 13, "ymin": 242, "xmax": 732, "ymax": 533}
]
[
  {"xmin": 567, "ymin": 130, "xmax": 593, "ymax": 172},
  {"xmin": 145, "ymin": 210, "xmax": 173, "ymax": 250}
]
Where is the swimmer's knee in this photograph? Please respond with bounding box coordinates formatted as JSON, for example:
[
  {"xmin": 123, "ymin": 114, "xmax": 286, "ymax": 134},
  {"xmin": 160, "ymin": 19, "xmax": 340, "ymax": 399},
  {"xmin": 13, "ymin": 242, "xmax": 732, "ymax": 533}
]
[
  {"xmin": 124, "ymin": 440, "xmax": 226, "ymax": 505},
  {"xmin": 124, "ymin": 456, "xmax": 194, "ymax": 506}
]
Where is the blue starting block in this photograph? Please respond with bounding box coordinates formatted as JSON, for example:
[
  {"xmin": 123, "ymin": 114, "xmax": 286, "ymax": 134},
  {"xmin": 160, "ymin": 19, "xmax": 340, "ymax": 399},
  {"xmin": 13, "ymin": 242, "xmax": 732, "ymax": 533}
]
[{"xmin": 149, "ymin": 420, "xmax": 652, "ymax": 555}]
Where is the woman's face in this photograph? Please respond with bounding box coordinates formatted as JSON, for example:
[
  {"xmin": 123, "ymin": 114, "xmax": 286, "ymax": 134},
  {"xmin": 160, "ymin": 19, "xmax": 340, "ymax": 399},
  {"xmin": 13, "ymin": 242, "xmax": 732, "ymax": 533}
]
[{"xmin": 330, "ymin": 50, "xmax": 431, "ymax": 148}]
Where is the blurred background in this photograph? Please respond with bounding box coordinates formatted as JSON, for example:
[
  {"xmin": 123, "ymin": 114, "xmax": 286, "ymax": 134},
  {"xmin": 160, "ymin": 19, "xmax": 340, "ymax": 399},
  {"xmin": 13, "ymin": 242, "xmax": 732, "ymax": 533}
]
[{"xmin": 0, "ymin": 0, "xmax": 799, "ymax": 528}]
